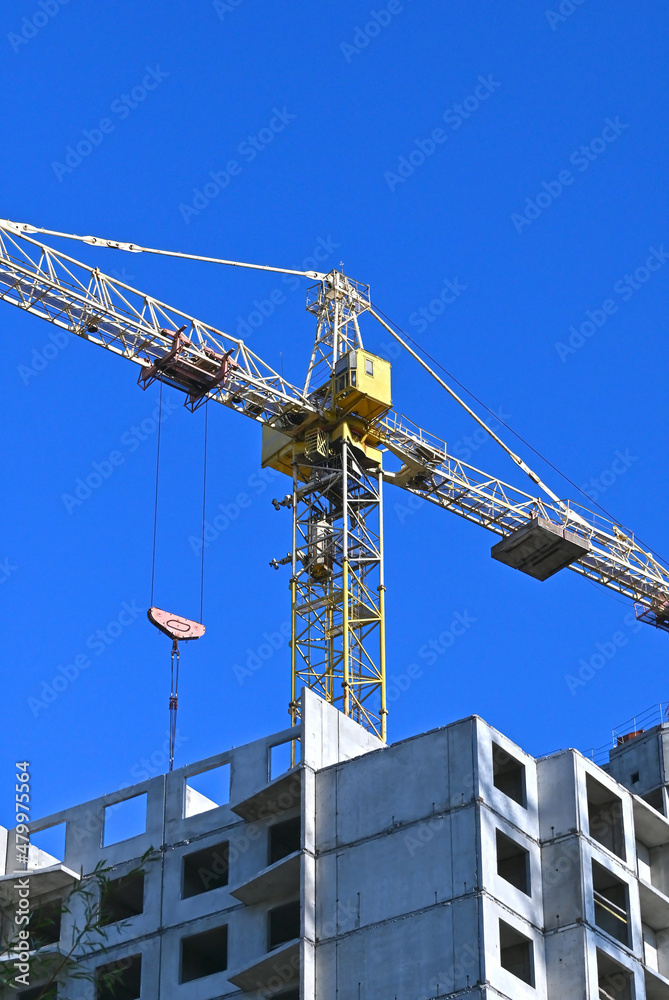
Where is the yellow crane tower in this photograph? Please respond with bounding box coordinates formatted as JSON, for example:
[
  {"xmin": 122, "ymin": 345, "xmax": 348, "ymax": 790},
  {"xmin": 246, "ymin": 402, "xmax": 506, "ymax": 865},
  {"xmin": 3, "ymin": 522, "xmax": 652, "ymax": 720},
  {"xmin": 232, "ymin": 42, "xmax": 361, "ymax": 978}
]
[{"xmin": 1, "ymin": 218, "xmax": 668, "ymax": 742}]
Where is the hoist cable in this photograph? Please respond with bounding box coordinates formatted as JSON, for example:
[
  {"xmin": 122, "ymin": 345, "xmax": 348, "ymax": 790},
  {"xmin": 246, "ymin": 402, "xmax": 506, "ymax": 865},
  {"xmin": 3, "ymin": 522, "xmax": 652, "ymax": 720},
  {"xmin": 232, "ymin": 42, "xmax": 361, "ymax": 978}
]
[
  {"xmin": 200, "ymin": 403, "xmax": 209, "ymax": 623},
  {"xmin": 150, "ymin": 382, "xmax": 163, "ymax": 607},
  {"xmin": 169, "ymin": 640, "xmax": 180, "ymax": 772}
]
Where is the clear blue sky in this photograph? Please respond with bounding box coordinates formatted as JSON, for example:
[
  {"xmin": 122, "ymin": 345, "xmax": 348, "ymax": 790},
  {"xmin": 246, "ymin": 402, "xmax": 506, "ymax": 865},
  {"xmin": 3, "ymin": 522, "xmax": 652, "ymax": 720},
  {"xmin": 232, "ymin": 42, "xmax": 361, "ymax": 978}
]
[{"xmin": 1, "ymin": 0, "xmax": 668, "ymax": 828}]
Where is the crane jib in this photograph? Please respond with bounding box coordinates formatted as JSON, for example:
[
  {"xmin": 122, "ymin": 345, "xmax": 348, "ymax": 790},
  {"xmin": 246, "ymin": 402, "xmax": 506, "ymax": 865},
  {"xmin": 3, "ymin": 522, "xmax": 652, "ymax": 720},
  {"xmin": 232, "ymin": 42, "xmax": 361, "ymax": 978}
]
[{"xmin": 1, "ymin": 216, "xmax": 668, "ymax": 744}]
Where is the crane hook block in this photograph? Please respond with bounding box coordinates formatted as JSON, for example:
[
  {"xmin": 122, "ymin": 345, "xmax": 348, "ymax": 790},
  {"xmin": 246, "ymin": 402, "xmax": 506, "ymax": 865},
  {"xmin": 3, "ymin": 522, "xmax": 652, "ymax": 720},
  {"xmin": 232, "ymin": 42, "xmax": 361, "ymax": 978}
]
[{"xmin": 148, "ymin": 607, "xmax": 205, "ymax": 642}]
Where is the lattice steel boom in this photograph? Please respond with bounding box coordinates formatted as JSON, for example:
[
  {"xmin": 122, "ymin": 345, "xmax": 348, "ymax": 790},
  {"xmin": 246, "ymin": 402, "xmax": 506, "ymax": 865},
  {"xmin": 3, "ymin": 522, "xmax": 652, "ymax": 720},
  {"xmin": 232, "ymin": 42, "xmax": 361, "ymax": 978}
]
[{"xmin": 2, "ymin": 218, "xmax": 668, "ymax": 742}]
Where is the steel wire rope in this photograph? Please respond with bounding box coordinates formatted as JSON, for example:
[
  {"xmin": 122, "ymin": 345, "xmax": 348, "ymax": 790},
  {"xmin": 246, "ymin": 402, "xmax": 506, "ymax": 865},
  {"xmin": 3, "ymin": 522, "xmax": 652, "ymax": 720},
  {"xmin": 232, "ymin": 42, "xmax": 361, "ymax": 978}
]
[
  {"xmin": 370, "ymin": 302, "xmax": 669, "ymax": 570},
  {"xmin": 150, "ymin": 382, "xmax": 163, "ymax": 607},
  {"xmin": 200, "ymin": 402, "xmax": 209, "ymax": 623}
]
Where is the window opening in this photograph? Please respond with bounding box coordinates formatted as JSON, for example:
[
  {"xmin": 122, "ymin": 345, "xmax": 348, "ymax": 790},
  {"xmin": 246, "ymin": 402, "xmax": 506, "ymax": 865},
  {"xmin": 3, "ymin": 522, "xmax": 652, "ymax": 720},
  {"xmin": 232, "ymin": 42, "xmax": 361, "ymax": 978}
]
[
  {"xmin": 496, "ymin": 829, "xmax": 531, "ymax": 895},
  {"xmin": 269, "ymin": 817, "xmax": 301, "ymax": 866},
  {"xmin": 492, "ymin": 743, "xmax": 527, "ymax": 807},
  {"xmin": 103, "ymin": 794, "xmax": 147, "ymax": 847},
  {"xmin": 180, "ymin": 925, "xmax": 228, "ymax": 983},
  {"xmin": 100, "ymin": 873, "xmax": 145, "ymax": 925},
  {"xmin": 499, "ymin": 919, "xmax": 534, "ymax": 986},
  {"xmin": 182, "ymin": 841, "xmax": 230, "ymax": 897},
  {"xmin": 268, "ymin": 900, "xmax": 300, "ymax": 950},
  {"xmin": 587, "ymin": 774, "xmax": 626, "ymax": 860},
  {"xmin": 96, "ymin": 954, "xmax": 142, "ymax": 1000},
  {"xmin": 184, "ymin": 762, "xmax": 231, "ymax": 818},
  {"xmin": 593, "ymin": 860, "xmax": 630, "ymax": 946}
]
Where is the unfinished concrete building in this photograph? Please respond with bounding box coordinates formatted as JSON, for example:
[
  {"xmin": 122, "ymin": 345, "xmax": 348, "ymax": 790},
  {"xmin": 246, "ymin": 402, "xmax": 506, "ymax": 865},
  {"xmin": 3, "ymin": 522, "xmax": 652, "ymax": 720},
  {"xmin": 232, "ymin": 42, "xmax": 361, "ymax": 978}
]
[{"xmin": 3, "ymin": 690, "xmax": 669, "ymax": 999}]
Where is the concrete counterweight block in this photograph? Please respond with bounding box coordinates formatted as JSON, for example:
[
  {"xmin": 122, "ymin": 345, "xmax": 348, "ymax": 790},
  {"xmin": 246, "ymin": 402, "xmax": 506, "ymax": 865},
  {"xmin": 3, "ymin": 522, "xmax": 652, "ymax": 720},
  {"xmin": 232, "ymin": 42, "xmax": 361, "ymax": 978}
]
[{"xmin": 491, "ymin": 516, "xmax": 590, "ymax": 581}]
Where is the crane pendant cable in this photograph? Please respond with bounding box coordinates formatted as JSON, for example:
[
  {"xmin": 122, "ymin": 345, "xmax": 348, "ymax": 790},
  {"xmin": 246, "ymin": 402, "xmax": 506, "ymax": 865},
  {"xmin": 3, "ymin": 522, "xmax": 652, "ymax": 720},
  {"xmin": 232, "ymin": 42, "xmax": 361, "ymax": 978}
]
[{"xmin": 148, "ymin": 387, "xmax": 207, "ymax": 769}]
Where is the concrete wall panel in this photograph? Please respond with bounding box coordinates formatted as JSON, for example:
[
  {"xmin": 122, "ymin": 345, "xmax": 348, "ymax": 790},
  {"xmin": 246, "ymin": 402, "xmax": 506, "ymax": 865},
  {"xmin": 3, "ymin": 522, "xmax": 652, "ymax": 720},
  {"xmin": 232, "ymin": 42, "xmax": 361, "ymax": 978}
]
[
  {"xmin": 323, "ymin": 898, "xmax": 481, "ymax": 1000},
  {"xmin": 537, "ymin": 752, "xmax": 577, "ymax": 840},
  {"xmin": 480, "ymin": 803, "xmax": 544, "ymax": 930},
  {"xmin": 541, "ymin": 835, "xmax": 583, "ymax": 932},
  {"xmin": 476, "ymin": 720, "xmax": 539, "ymax": 839},
  {"xmin": 482, "ymin": 893, "xmax": 546, "ymax": 999},
  {"xmin": 544, "ymin": 924, "xmax": 588, "ymax": 1000},
  {"xmin": 331, "ymin": 726, "xmax": 470, "ymax": 847}
]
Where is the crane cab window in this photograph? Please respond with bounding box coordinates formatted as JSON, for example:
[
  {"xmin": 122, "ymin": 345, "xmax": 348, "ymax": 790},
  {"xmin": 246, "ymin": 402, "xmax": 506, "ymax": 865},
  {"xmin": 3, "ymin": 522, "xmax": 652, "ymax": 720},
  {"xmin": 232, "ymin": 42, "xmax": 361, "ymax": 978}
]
[{"xmin": 365, "ymin": 358, "xmax": 374, "ymax": 376}]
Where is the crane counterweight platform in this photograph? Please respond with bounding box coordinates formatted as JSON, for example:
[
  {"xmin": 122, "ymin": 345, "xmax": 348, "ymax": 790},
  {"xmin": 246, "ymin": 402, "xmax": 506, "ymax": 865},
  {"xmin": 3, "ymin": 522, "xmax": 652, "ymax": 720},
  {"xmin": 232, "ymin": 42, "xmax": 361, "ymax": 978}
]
[{"xmin": 2, "ymin": 218, "xmax": 668, "ymax": 741}]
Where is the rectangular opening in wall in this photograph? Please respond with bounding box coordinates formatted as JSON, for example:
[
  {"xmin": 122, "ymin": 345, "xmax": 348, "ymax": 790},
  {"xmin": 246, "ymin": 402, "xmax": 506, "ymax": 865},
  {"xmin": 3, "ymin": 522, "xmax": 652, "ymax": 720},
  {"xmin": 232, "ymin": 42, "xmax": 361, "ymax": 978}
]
[
  {"xmin": 182, "ymin": 840, "xmax": 230, "ymax": 897},
  {"xmin": 268, "ymin": 900, "xmax": 300, "ymax": 950},
  {"xmin": 643, "ymin": 788, "xmax": 666, "ymax": 816},
  {"xmin": 597, "ymin": 948, "xmax": 634, "ymax": 1000},
  {"xmin": 29, "ymin": 897, "xmax": 62, "ymax": 950},
  {"xmin": 29, "ymin": 822, "xmax": 66, "ymax": 867},
  {"xmin": 499, "ymin": 919, "xmax": 534, "ymax": 986},
  {"xmin": 18, "ymin": 988, "xmax": 57, "ymax": 1000},
  {"xmin": 496, "ymin": 829, "xmax": 531, "ymax": 895},
  {"xmin": 269, "ymin": 817, "xmax": 301, "ymax": 866},
  {"xmin": 180, "ymin": 925, "xmax": 228, "ymax": 983},
  {"xmin": 492, "ymin": 742, "xmax": 526, "ymax": 807},
  {"xmin": 592, "ymin": 860, "xmax": 630, "ymax": 946},
  {"xmin": 95, "ymin": 953, "xmax": 142, "ymax": 1000},
  {"xmin": 184, "ymin": 761, "xmax": 231, "ymax": 818},
  {"xmin": 100, "ymin": 873, "xmax": 145, "ymax": 925},
  {"xmin": 587, "ymin": 774, "xmax": 626, "ymax": 860},
  {"xmin": 637, "ymin": 840, "xmax": 652, "ymax": 884},
  {"xmin": 270, "ymin": 740, "xmax": 300, "ymax": 781},
  {"xmin": 645, "ymin": 968, "xmax": 669, "ymax": 999},
  {"xmin": 643, "ymin": 921, "xmax": 659, "ymax": 973},
  {"xmin": 103, "ymin": 794, "xmax": 147, "ymax": 847}
]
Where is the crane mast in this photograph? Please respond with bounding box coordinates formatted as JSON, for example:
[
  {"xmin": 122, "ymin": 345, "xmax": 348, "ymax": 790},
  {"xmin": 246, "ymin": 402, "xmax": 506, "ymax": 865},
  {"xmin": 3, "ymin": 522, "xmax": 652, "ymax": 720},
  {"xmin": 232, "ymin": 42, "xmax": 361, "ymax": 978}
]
[
  {"xmin": 2, "ymin": 218, "xmax": 669, "ymax": 743},
  {"xmin": 276, "ymin": 274, "xmax": 387, "ymax": 737}
]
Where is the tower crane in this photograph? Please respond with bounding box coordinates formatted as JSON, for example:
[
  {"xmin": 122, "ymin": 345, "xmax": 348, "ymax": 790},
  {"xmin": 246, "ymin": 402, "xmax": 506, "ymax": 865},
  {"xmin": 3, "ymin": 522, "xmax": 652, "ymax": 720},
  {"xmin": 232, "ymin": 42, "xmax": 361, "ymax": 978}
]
[{"xmin": 1, "ymin": 218, "xmax": 668, "ymax": 742}]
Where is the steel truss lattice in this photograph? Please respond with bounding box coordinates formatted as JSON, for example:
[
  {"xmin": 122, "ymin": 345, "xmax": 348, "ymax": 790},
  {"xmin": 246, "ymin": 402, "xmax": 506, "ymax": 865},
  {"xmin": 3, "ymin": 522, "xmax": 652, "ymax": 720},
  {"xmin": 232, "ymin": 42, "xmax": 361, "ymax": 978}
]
[
  {"xmin": 290, "ymin": 439, "xmax": 386, "ymax": 740},
  {"xmin": 302, "ymin": 270, "xmax": 370, "ymax": 397},
  {"xmin": 2, "ymin": 219, "xmax": 669, "ymax": 744}
]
